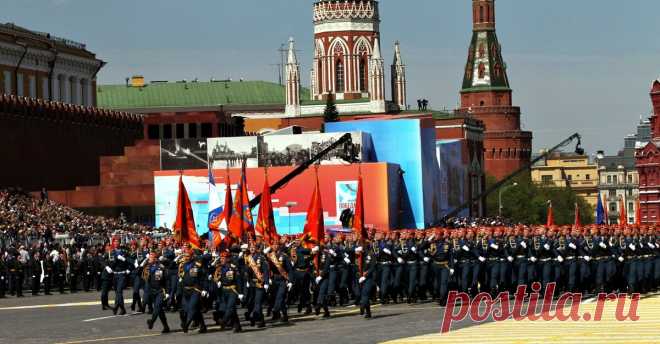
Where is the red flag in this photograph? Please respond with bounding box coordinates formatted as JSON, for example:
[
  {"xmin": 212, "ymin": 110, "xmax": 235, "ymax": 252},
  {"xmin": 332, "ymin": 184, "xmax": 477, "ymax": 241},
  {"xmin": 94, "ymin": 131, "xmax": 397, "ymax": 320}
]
[
  {"xmin": 352, "ymin": 174, "xmax": 368, "ymax": 242},
  {"xmin": 574, "ymin": 202, "xmax": 581, "ymax": 227},
  {"xmin": 303, "ymin": 171, "xmax": 324, "ymax": 246},
  {"xmin": 228, "ymin": 160, "xmax": 254, "ymax": 242},
  {"xmin": 546, "ymin": 201, "xmax": 554, "ymax": 227},
  {"xmin": 255, "ymin": 172, "xmax": 279, "ymax": 245},
  {"xmin": 635, "ymin": 199, "xmax": 641, "ymax": 226},
  {"xmin": 602, "ymin": 194, "xmax": 609, "ymax": 225},
  {"xmin": 352, "ymin": 173, "xmax": 368, "ymax": 275},
  {"xmin": 219, "ymin": 171, "xmax": 233, "ymax": 247},
  {"xmin": 619, "ymin": 197, "xmax": 627, "ymax": 226},
  {"xmin": 173, "ymin": 175, "xmax": 201, "ymax": 249}
]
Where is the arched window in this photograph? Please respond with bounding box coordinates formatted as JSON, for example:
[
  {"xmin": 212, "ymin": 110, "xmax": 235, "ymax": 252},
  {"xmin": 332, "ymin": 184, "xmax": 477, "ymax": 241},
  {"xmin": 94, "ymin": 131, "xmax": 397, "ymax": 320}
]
[
  {"xmin": 359, "ymin": 58, "xmax": 367, "ymax": 92},
  {"xmin": 480, "ymin": 6, "xmax": 484, "ymax": 22},
  {"xmin": 478, "ymin": 43, "xmax": 485, "ymax": 58},
  {"xmin": 478, "ymin": 63, "xmax": 486, "ymax": 79},
  {"xmin": 335, "ymin": 59, "xmax": 344, "ymax": 92}
]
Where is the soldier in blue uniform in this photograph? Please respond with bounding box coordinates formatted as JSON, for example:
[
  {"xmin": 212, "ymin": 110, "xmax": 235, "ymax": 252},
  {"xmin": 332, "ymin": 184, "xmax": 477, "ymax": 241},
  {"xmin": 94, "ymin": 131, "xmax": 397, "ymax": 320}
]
[
  {"xmin": 400, "ymin": 231, "xmax": 420, "ymax": 303},
  {"xmin": 213, "ymin": 251, "xmax": 243, "ymax": 332},
  {"xmin": 423, "ymin": 229, "xmax": 453, "ymax": 305},
  {"xmin": 100, "ymin": 247, "xmax": 113, "ymax": 310},
  {"xmin": 265, "ymin": 240, "xmax": 292, "ymax": 323},
  {"xmin": 562, "ymin": 227, "xmax": 580, "ymax": 292},
  {"xmin": 110, "ymin": 241, "xmax": 131, "ymax": 315},
  {"xmin": 144, "ymin": 251, "xmax": 170, "ymax": 333},
  {"xmin": 314, "ymin": 243, "xmax": 332, "ymax": 318},
  {"xmin": 356, "ymin": 240, "xmax": 376, "ymax": 318},
  {"xmin": 244, "ymin": 243, "xmax": 270, "ymax": 328},
  {"xmin": 374, "ymin": 231, "xmax": 395, "ymax": 304},
  {"xmin": 620, "ymin": 227, "xmax": 639, "ymax": 293},
  {"xmin": 178, "ymin": 248, "xmax": 208, "ymax": 333},
  {"xmin": 292, "ymin": 241, "xmax": 314, "ymax": 314}
]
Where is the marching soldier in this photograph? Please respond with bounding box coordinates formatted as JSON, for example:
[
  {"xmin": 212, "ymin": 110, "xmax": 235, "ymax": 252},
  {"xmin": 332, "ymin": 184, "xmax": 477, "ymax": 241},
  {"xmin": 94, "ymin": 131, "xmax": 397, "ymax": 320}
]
[
  {"xmin": 292, "ymin": 240, "xmax": 314, "ymax": 314},
  {"xmin": 178, "ymin": 248, "xmax": 208, "ymax": 333},
  {"xmin": 144, "ymin": 251, "xmax": 170, "ymax": 334},
  {"xmin": 213, "ymin": 251, "xmax": 243, "ymax": 332},
  {"xmin": 563, "ymin": 227, "xmax": 580, "ymax": 292},
  {"xmin": 244, "ymin": 243, "xmax": 270, "ymax": 328},
  {"xmin": 82, "ymin": 251, "xmax": 95, "ymax": 292},
  {"xmin": 69, "ymin": 251, "xmax": 81, "ymax": 293},
  {"xmin": 314, "ymin": 243, "xmax": 332, "ymax": 318},
  {"xmin": 355, "ymin": 239, "xmax": 376, "ymax": 319},
  {"xmin": 425, "ymin": 229, "xmax": 453, "ymax": 305},
  {"xmin": 265, "ymin": 241, "xmax": 292, "ymax": 322},
  {"xmin": 100, "ymin": 246, "xmax": 113, "ymax": 310},
  {"xmin": 110, "ymin": 241, "xmax": 130, "ymax": 315}
]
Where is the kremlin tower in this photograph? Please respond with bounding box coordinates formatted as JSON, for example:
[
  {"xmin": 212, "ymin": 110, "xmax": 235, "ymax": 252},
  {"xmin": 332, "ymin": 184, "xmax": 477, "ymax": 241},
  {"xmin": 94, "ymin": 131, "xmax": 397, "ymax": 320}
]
[
  {"xmin": 458, "ymin": 0, "xmax": 532, "ymax": 180},
  {"xmin": 285, "ymin": 0, "xmax": 406, "ymax": 116}
]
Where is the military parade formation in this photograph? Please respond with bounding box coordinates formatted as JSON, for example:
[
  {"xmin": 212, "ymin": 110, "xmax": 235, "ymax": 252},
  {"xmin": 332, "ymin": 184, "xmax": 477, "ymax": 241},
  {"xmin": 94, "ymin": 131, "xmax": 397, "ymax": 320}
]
[{"xmin": 8, "ymin": 222, "xmax": 659, "ymax": 334}]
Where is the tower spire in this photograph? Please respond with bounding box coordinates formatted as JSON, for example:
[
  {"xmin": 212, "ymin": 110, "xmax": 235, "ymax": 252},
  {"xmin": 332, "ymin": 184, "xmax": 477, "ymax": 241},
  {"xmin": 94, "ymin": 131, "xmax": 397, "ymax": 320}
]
[
  {"xmin": 285, "ymin": 37, "xmax": 301, "ymax": 117},
  {"xmin": 391, "ymin": 41, "xmax": 407, "ymax": 111},
  {"xmin": 472, "ymin": 0, "xmax": 496, "ymax": 31},
  {"xmin": 369, "ymin": 36, "xmax": 385, "ymax": 112}
]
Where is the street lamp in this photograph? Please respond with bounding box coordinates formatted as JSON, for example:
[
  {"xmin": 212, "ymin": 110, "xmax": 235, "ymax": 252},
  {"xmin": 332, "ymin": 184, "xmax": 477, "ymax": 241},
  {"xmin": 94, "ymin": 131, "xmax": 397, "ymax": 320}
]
[{"xmin": 499, "ymin": 182, "xmax": 518, "ymax": 217}]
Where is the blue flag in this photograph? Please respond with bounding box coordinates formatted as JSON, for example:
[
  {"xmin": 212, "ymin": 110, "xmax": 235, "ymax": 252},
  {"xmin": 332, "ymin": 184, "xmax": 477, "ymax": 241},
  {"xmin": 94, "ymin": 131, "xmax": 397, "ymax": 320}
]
[{"xmin": 596, "ymin": 194, "xmax": 606, "ymax": 225}]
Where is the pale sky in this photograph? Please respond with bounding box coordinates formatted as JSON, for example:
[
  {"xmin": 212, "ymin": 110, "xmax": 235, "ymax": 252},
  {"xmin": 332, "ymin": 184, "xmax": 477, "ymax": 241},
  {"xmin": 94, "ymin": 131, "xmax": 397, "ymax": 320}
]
[{"xmin": 4, "ymin": 0, "xmax": 660, "ymax": 155}]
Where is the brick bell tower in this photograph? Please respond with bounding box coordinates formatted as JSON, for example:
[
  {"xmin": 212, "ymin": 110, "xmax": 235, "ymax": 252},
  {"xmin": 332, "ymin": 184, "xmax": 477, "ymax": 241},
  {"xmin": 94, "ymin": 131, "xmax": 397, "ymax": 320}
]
[
  {"xmin": 459, "ymin": 0, "xmax": 532, "ymax": 180},
  {"xmin": 310, "ymin": 0, "xmax": 385, "ymax": 112}
]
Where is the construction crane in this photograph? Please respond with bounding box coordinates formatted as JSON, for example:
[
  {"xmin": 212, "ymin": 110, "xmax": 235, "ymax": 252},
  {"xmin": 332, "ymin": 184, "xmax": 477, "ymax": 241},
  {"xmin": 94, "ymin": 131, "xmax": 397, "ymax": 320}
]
[{"xmin": 441, "ymin": 132, "xmax": 584, "ymax": 222}]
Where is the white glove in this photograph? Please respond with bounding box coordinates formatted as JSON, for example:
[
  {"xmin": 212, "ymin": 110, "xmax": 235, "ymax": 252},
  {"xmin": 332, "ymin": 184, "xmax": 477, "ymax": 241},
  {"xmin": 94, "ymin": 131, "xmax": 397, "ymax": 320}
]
[
  {"xmin": 358, "ymin": 276, "xmax": 366, "ymax": 284},
  {"xmin": 312, "ymin": 246, "xmax": 319, "ymax": 253},
  {"xmin": 32, "ymin": 275, "xmax": 36, "ymax": 278},
  {"xmin": 478, "ymin": 256, "xmax": 486, "ymax": 262},
  {"xmin": 599, "ymin": 242, "xmax": 607, "ymax": 249},
  {"xmin": 164, "ymin": 293, "xmax": 170, "ymax": 301},
  {"xmin": 521, "ymin": 242, "xmax": 527, "ymax": 249},
  {"xmin": 490, "ymin": 243, "xmax": 499, "ymax": 250},
  {"xmin": 238, "ymin": 252, "xmax": 244, "ymax": 258},
  {"xmin": 411, "ymin": 246, "xmax": 417, "ymax": 253},
  {"xmin": 208, "ymin": 274, "xmax": 213, "ymax": 281},
  {"xmin": 427, "ymin": 234, "xmax": 435, "ymax": 242},
  {"xmin": 507, "ymin": 256, "xmax": 514, "ymax": 262},
  {"xmin": 329, "ymin": 249, "xmax": 336, "ymax": 257},
  {"xmin": 315, "ymin": 276, "xmax": 322, "ymax": 284},
  {"xmin": 105, "ymin": 266, "xmax": 113, "ymax": 274},
  {"xmin": 240, "ymin": 244, "xmax": 248, "ymax": 251},
  {"xmin": 584, "ymin": 256, "xmax": 591, "ymax": 262},
  {"xmin": 344, "ymin": 257, "xmax": 351, "ymax": 264},
  {"xmin": 629, "ymin": 244, "xmax": 636, "ymax": 251},
  {"xmin": 618, "ymin": 256, "xmax": 624, "ymax": 262},
  {"xmin": 117, "ymin": 255, "xmax": 125, "ymax": 261},
  {"xmin": 397, "ymin": 257, "xmax": 404, "ymax": 264},
  {"xmin": 423, "ymin": 257, "xmax": 430, "ymax": 263},
  {"xmin": 530, "ymin": 256, "xmax": 537, "ymax": 263},
  {"xmin": 238, "ymin": 294, "xmax": 244, "ymax": 301},
  {"xmin": 201, "ymin": 290, "xmax": 208, "ymax": 298},
  {"xmin": 557, "ymin": 256, "xmax": 564, "ymax": 263},
  {"xmin": 263, "ymin": 247, "xmax": 272, "ymax": 254},
  {"xmin": 544, "ymin": 243, "xmax": 550, "ymax": 250},
  {"xmin": 462, "ymin": 245, "xmax": 470, "ymax": 252},
  {"xmin": 217, "ymin": 281, "xmax": 222, "ymax": 288},
  {"xmin": 264, "ymin": 284, "xmax": 269, "ymax": 291},
  {"xmin": 569, "ymin": 243, "xmax": 577, "ymax": 250},
  {"xmin": 649, "ymin": 243, "xmax": 655, "ymax": 249},
  {"xmin": 449, "ymin": 268, "xmax": 455, "ymax": 276},
  {"xmin": 383, "ymin": 248, "xmax": 392, "ymax": 255},
  {"xmin": 287, "ymin": 282, "xmax": 293, "ymax": 291},
  {"xmin": 134, "ymin": 260, "xmax": 139, "ymax": 268},
  {"xmin": 159, "ymin": 256, "xmax": 166, "ymax": 262},
  {"xmin": 246, "ymin": 281, "xmax": 250, "ymax": 288},
  {"xmin": 125, "ymin": 270, "xmax": 130, "ymax": 274},
  {"xmin": 179, "ymin": 278, "xmax": 183, "ymax": 283},
  {"xmin": 355, "ymin": 246, "xmax": 363, "ymax": 253}
]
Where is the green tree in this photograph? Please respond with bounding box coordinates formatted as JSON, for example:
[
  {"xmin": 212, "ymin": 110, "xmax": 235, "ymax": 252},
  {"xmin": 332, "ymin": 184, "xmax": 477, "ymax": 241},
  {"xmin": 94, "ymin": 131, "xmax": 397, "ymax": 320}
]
[
  {"xmin": 323, "ymin": 94, "xmax": 339, "ymax": 123},
  {"xmin": 485, "ymin": 173, "xmax": 594, "ymax": 225}
]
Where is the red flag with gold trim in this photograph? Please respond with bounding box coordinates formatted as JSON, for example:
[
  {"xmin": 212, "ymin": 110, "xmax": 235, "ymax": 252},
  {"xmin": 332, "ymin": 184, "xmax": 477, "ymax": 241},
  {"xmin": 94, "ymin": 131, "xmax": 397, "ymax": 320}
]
[
  {"xmin": 228, "ymin": 160, "xmax": 254, "ymax": 242},
  {"xmin": 255, "ymin": 172, "xmax": 279, "ymax": 244},
  {"xmin": 173, "ymin": 175, "xmax": 200, "ymax": 249},
  {"xmin": 546, "ymin": 200, "xmax": 554, "ymax": 227}
]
